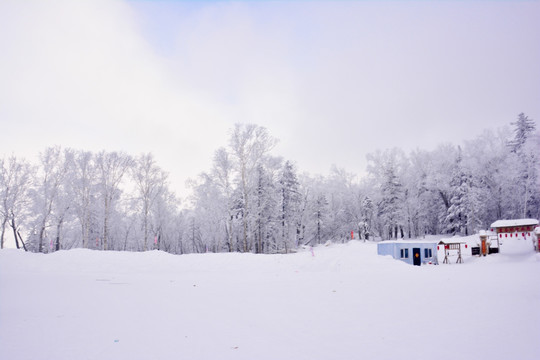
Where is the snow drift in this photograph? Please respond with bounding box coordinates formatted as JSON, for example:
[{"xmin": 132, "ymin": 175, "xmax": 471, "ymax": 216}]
[{"xmin": 1, "ymin": 241, "xmax": 539, "ymax": 360}]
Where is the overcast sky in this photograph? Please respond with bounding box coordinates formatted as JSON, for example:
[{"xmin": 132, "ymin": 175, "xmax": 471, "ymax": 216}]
[{"xmin": 1, "ymin": 0, "xmax": 539, "ymax": 196}]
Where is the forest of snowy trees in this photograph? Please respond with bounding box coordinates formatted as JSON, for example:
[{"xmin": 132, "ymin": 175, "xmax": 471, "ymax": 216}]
[{"xmin": 1, "ymin": 114, "xmax": 538, "ymax": 254}]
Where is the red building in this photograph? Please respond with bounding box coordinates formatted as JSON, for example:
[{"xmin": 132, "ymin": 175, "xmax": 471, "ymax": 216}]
[
  {"xmin": 489, "ymin": 219, "xmax": 538, "ymax": 241},
  {"xmin": 489, "ymin": 219, "xmax": 539, "ymax": 253}
]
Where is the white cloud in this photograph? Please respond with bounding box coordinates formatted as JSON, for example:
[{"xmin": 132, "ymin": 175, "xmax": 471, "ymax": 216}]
[
  {"xmin": 1, "ymin": 0, "xmax": 539, "ymax": 195},
  {"xmin": 0, "ymin": 0, "xmax": 226, "ymax": 194}
]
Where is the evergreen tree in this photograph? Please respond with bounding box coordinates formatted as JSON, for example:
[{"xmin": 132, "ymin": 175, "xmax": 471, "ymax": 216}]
[
  {"xmin": 254, "ymin": 163, "xmax": 279, "ymax": 253},
  {"xmin": 367, "ymin": 149, "xmax": 407, "ymax": 239},
  {"xmin": 506, "ymin": 113, "xmax": 539, "ymax": 218},
  {"xmin": 379, "ymin": 167, "xmax": 403, "ymax": 239},
  {"xmin": 508, "ymin": 112, "xmax": 536, "ymax": 153},
  {"xmin": 444, "ymin": 147, "xmax": 483, "ymax": 235},
  {"xmin": 313, "ymin": 193, "xmax": 328, "ymax": 245},
  {"xmin": 279, "ymin": 161, "xmax": 301, "ymax": 251},
  {"xmin": 360, "ymin": 196, "xmax": 373, "ymax": 241}
]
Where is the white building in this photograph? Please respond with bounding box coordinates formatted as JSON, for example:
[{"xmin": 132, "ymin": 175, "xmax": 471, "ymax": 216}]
[{"xmin": 377, "ymin": 240, "xmax": 439, "ymax": 266}]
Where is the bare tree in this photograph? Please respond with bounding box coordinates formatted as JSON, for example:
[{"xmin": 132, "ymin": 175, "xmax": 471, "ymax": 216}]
[
  {"xmin": 0, "ymin": 156, "xmax": 32, "ymax": 249},
  {"xmin": 96, "ymin": 151, "xmax": 133, "ymax": 250},
  {"xmin": 65, "ymin": 150, "xmax": 96, "ymax": 249},
  {"xmin": 132, "ymin": 153, "xmax": 166, "ymax": 251},
  {"xmin": 30, "ymin": 147, "xmax": 67, "ymax": 252},
  {"xmin": 152, "ymin": 187, "xmax": 180, "ymax": 252},
  {"xmin": 211, "ymin": 147, "xmax": 235, "ymax": 251}
]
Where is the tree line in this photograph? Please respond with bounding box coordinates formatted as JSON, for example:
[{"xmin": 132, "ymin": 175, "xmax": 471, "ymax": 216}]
[{"xmin": 0, "ymin": 114, "xmax": 538, "ymax": 254}]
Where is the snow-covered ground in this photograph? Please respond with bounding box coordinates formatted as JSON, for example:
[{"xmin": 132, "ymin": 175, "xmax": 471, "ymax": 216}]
[{"xmin": 1, "ymin": 240, "xmax": 539, "ymax": 360}]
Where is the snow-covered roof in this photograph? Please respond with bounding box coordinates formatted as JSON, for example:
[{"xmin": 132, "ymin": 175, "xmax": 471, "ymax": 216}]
[
  {"xmin": 378, "ymin": 240, "xmax": 439, "ymax": 244},
  {"xmin": 438, "ymin": 239, "xmax": 467, "ymax": 244},
  {"xmin": 490, "ymin": 219, "xmax": 539, "ymax": 228}
]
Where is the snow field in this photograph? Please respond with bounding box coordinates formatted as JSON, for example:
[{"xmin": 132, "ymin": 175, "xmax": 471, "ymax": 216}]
[{"xmin": 1, "ymin": 241, "xmax": 539, "ymax": 360}]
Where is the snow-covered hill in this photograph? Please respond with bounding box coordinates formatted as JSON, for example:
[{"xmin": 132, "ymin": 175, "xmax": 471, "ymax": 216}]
[{"xmin": 1, "ymin": 241, "xmax": 539, "ymax": 360}]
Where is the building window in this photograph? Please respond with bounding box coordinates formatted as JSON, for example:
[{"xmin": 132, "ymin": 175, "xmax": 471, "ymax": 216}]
[
  {"xmin": 424, "ymin": 248, "xmax": 432, "ymax": 258},
  {"xmin": 400, "ymin": 249, "xmax": 409, "ymax": 258}
]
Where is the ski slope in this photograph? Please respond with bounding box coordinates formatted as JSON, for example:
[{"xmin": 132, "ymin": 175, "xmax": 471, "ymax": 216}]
[{"xmin": 1, "ymin": 241, "xmax": 539, "ymax": 360}]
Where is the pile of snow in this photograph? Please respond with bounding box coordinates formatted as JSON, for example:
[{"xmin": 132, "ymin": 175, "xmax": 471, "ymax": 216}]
[{"xmin": 1, "ymin": 241, "xmax": 539, "ymax": 360}]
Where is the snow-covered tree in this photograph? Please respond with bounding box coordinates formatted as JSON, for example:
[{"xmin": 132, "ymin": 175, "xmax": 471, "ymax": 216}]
[
  {"xmin": 367, "ymin": 149, "xmax": 406, "ymax": 239},
  {"xmin": 0, "ymin": 156, "xmax": 32, "ymax": 250},
  {"xmin": 253, "ymin": 162, "xmax": 278, "ymax": 253},
  {"xmin": 131, "ymin": 153, "xmax": 167, "ymax": 251},
  {"xmin": 152, "ymin": 189, "xmax": 181, "ymax": 252},
  {"xmin": 211, "ymin": 147, "xmax": 235, "ymax": 252},
  {"xmin": 444, "ymin": 147, "xmax": 485, "ymax": 236},
  {"xmin": 359, "ymin": 195, "xmax": 374, "ymax": 240},
  {"xmin": 401, "ymin": 150, "xmax": 427, "ymax": 238},
  {"xmin": 189, "ymin": 172, "xmax": 227, "ymax": 253},
  {"xmin": 279, "ymin": 160, "xmax": 302, "ymax": 251},
  {"xmin": 445, "ymin": 148, "xmax": 468, "ymax": 235},
  {"xmin": 506, "ymin": 114, "xmax": 539, "ymax": 218},
  {"xmin": 1, "ymin": 119, "xmax": 537, "ymax": 255},
  {"xmin": 325, "ymin": 166, "xmax": 359, "ymax": 242},
  {"xmin": 229, "ymin": 124, "xmax": 277, "ymax": 252},
  {"xmin": 514, "ymin": 136, "xmax": 539, "ymax": 218},
  {"xmin": 28, "ymin": 147, "xmax": 68, "ymax": 252},
  {"xmin": 508, "ymin": 112, "xmax": 536, "ymax": 153},
  {"xmin": 95, "ymin": 151, "xmax": 133, "ymax": 250},
  {"xmin": 312, "ymin": 192, "xmax": 329, "ymax": 245},
  {"xmin": 65, "ymin": 150, "xmax": 97, "ymax": 249}
]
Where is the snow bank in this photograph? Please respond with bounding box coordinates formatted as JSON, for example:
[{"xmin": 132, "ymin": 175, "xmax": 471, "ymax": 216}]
[{"xmin": 1, "ymin": 241, "xmax": 539, "ymax": 360}]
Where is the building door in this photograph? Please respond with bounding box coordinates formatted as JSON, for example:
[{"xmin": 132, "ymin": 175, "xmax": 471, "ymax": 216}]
[{"xmin": 413, "ymin": 248, "xmax": 421, "ymax": 266}]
